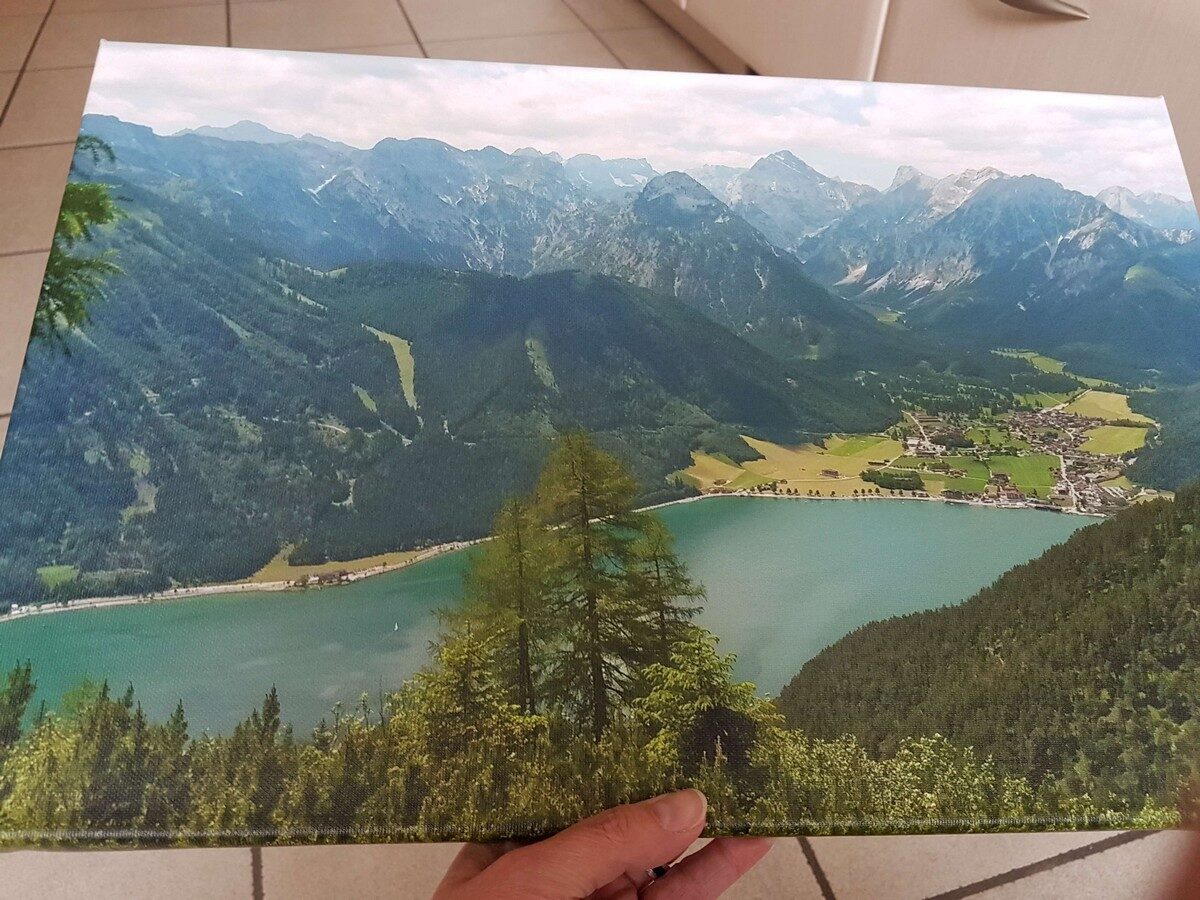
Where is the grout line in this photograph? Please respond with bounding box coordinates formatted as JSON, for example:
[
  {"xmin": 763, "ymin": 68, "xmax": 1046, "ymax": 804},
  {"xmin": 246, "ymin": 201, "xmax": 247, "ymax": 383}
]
[
  {"xmin": 392, "ymin": 0, "xmax": 427, "ymax": 57},
  {"xmin": 225, "ymin": 0, "xmax": 232, "ymax": 46},
  {"xmin": 0, "ymin": 247, "xmax": 53, "ymax": 258},
  {"xmin": 0, "ymin": 139, "xmax": 80, "ymax": 152},
  {"xmin": 251, "ymin": 846, "xmax": 264, "ymax": 900},
  {"xmin": 922, "ymin": 831, "xmax": 1156, "ymax": 900},
  {"xmin": 559, "ymin": 0, "xmax": 628, "ymax": 68},
  {"xmin": 798, "ymin": 837, "xmax": 838, "ymax": 900},
  {"xmin": 0, "ymin": 0, "xmax": 56, "ymax": 127},
  {"xmin": 3, "ymin": 61, "xmax": 99, "ymax": 73}
]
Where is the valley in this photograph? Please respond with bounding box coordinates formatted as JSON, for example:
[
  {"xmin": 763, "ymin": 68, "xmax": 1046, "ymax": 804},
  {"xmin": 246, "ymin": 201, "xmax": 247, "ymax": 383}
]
[
  {"xmin": 0, "ymin": 114, "xmax": 1196, "ymax": 610},
  {"xmin": 682, "ymin": 353, "xmax": 1163, "ymax": 516}
]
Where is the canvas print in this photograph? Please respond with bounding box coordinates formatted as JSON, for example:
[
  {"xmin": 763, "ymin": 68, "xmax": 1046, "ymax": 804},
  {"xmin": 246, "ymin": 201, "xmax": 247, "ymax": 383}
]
[{"xmin": 1, "ymin": 41, "xmax": 1199, "ymax": 846}]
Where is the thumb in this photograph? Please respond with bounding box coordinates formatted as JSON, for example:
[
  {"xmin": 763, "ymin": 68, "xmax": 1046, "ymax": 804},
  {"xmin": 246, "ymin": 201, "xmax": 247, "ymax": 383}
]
[{"xmin": 484, "ymin": 790, "xmax": 708, "ymax": 898}]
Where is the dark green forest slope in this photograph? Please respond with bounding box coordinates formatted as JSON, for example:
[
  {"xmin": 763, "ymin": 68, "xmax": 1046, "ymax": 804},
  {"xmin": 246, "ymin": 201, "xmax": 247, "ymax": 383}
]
[
  {"xmin": 0, "ymin": 172, "xmax": 895, "ymax": 602},
  {"xmin": 779, "ymin": 484, "xmax": 1200, "ymax": 815}
]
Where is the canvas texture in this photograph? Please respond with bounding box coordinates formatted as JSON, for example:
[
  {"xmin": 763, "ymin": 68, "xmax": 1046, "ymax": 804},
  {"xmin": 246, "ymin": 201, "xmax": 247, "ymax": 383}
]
[{"xmin": 1, "ymin": 42, "xmax": 1199, "ymax": 847}]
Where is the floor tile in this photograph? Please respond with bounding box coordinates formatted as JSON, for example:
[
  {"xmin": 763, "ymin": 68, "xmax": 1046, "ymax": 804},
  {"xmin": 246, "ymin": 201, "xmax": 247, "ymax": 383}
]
[
  {"xmin": 262, "ymin": 842, "xmax": 463, "ymax": 899},
  {"xmin": 0, "ymin": 67, "xmax": 93, "ymax": 149},
  {"xmin": 0, "ymin": 250, "xmax": 49, "ymax": 415},
  {"xmin": 0, "ymin": 70, "xmax": 16, "ymax": 110},
  {"xmin": 599, "ymin": 24, "xmax": 716, "ymax": 72},
  {"xmin": 723, "ymin": 838, "xmax": 826, "ymax": 899},
  {"xmin": 983, "ymin": 831, "xmax": 1191, "ymax": 899},
  {"xmin": 0, "ymin": 846, "xmax": 252, "ymax": 900},
  {"xmin": 319, "ymin": 43, "xmax": 425, "ymax": 59},
  {"xmin": 402, "ymin": 0, "xmax": 586, "ymax": 43},
  {"xmin": 0, "ymin": 0, "xmax": 52, "ymax": 16},
  {"xmin": 809, "ymin": 831, "xmax": 1128, "ymax": 900},
  {"xmin": 563, "ymin": 0, "xmax": 660, "ymax": 32},
  {"xmin": 0, "ymin": 142, "xmax": 74, "ymax": 254},
  {"xmin": 56, "ymin": 0, "xmax": 225, "ymax": 11},
  {"xmin": 0, "ymin": 15, "xmax": 42, "ymax": 71},
  {"xmin": 425, "ymin": 31, "xmax": 621, "ymax": 68},
  {"xmin": 232, "ymin": 0, "xmax": 414, "ymax": 52},
  {"xmin": 27, "ymin": 4, "xmax": 225, "ymax": 71}
]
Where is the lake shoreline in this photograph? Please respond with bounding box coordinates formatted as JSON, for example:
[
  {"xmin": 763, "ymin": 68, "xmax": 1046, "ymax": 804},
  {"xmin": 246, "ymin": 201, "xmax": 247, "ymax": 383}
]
[{"xmin": 1, "ymin": 491, "xmax": 1101, "ymax": 624}]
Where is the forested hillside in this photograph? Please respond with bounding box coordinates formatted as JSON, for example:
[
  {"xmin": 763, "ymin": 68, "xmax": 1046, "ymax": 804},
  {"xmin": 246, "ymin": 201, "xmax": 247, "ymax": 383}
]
[
  {"xmin": 0, "ymin": 162, "xmax": 896, "ymax": 602},
  {"xmin": 0, "ymin": 437, "xmax": 1172, "ymax": 846},
  {"xmin": 779, "ymin": 484, "xmax": 1200, "ymax": 816}
]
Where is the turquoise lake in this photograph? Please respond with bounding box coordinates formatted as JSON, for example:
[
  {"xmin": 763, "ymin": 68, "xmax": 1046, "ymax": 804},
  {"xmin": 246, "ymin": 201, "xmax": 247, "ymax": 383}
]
[{"xmin": 0, "ymin": 498, "xmax": 1087, "ymax": 734}]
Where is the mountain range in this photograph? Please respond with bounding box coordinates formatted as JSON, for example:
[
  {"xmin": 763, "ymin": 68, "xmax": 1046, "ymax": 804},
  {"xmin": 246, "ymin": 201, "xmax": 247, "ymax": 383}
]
[
  {"xmin": 1, "ymin": 113, "xmax": 1197, "ymax": 599},
  {"xmin": 128, "ymin": 116, "xmax": 1200, "ymax": 379}
]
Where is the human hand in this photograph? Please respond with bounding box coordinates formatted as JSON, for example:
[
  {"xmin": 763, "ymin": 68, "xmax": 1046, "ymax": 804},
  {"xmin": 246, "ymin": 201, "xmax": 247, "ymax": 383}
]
[{"xmin": 431, "ymin": 789, "xmax": 773, "ymax": 899}]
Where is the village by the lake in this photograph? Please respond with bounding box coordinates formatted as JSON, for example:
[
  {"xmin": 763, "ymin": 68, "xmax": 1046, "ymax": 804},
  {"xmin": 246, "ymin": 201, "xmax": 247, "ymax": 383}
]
[{"xmin": 681, "ymin": 350, "xmax": 1167, "ymax": 518}]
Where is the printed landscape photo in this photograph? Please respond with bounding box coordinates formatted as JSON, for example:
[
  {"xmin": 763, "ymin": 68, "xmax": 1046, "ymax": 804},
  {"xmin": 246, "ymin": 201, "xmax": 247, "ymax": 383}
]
[{"xmin": 1, "ymin": 42, "xmax": 1199, "ymax": 845}]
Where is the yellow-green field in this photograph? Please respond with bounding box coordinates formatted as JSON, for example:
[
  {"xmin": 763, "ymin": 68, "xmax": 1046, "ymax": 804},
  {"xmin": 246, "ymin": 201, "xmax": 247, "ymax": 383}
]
[
  {"xmin": 365, "ymin": 325, "xmax": 417, "ymax": 409},
  {"xmin": 987, "ymin": 454, "xmax": 1060, "ymax": 499},
  {"xmin": 1102, "ymin": 475, "xmax": 1135, "ymax": 491},
  {"xmin": 1016, "ymin": 391, "xmax": 1072, "ymax": 409},
  {"xmin": 891, "ymin": 455, "xmax": 991, "ymax": 494},
  {"xmin": 997, "ymin": 350, "xmax": 1065, "ymax": 374},
  {"xmin": 996, "ymin": 349, "xmax": 1114, "ymax": 388},
  {"xmin": 682, "ymin": 434, "xmax": 903, "ymax": 497},
  {"xmin": 1079, "ymin": 425, "xmax": 1149, "ymax": 455},
  {"xmin": 966, "ymin": 426, "xmax": 1029, "ymax": 450},
  {"xmin": 248, "ymin": 546, "xmax": 423, "ymax": 583},
  {"xmin": 37, "ymin": 564, "xmax": 78, "ymax": 588},
  {"xmin": 1064, "ymin": 390, "xmax": 1154, "ymax": 424},
  {"xmin": 352, "ymin": 383, "xmax": 378, "ymax": 413}
]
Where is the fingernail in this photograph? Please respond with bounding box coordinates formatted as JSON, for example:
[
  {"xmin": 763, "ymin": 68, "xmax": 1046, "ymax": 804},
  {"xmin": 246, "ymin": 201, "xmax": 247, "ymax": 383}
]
[{"xmin": 649, "ymin": 789, "xmax": 707, "ymax": 832}]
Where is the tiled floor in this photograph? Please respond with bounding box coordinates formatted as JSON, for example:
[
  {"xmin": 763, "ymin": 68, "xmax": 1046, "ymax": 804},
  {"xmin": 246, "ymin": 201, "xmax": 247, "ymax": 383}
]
[{"xmin": 0, "ymin": 0, "xmax": 1193, "ymax": 897}]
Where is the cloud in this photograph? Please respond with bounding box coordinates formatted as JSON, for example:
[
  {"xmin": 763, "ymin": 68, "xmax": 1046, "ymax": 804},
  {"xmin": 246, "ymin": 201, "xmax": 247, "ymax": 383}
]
[{"xmin": 86, "ymin": 42, "xmax": 1194, "ymax": 200}]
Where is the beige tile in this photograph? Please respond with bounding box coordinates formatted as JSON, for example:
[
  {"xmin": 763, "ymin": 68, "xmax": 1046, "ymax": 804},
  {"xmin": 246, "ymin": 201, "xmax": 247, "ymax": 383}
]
[
  {"xmin": 403, "ymin": 0, "xmax": 586, "ymax": 43},
  {"xmin": 599, "ymin": 25, "xmax": 716, "ymax": 72},
  {"xmin": 0, "ymin": 846, "xmax": 252, "ymax": 900},
  {"xmin": 984, "ymin": 831, "xmax": 1192, "ymax": 899},
  {"xmin": 0, "ymin": 413, "xmax": 9, "ymax": 455},
  {"xmin": 723, "ymin": 839, "xmax": 826, "ymax": 900},
  {"xmin": 56, "ymin": 0, "xmax": 225, "ymax": 12},
  {"xmin": 320, "ymin": 43, "xmax": 425, "ymax": 59},
  {"xmin": 0, "ymin": 15, "xmax": 42, "ymax": 71},
  {"xmin": 563, "ymin": 0, "xmax": 660, "ymax": 32},
  {"xmin": 425, "ymin": 31, "xmax": 621, "ymax": 68},
  {"xmin": 27, "ymin": 4, "xmax": 225, "ymax": 70},
  {"xmin": 263, "ymin": 842, "xmax": 463, "ymax": 899},
  {"xmin": 809, "ymin": 831, "xmax": 1126, "ymax": 900},
  {"xmin": 0, "ymin": 0, "xmax": 52, "ymax": 16},
  {"xmin": 0, "ymin": 67, "xmax": 93, "ymax": 149},
  {"xmin": 262, "ymin": 838, "xmax": 820, "ymax": 899},
  {"xmin": 0, "ymin": 251, "xmax": 49, "ymax": 415},
  {"xmin": 231, "ymin": 0, "xmax": 415, "ymax": 51},
  {"xmin": 0, "ymin": 143, "xmax": 74, "ymax": 254}
]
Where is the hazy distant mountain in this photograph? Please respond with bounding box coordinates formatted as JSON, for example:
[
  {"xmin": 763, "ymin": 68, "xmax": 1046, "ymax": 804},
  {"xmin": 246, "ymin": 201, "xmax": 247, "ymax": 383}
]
[
  {"xmin": 80, "ymin": 114, "xmax": 1200, "ymax": 377},
  {"xmin": 799, "ymin": 164, "xmax": 1200, "ymax": 376},
  {"xmin": 562, "ymin": 153, "xmax": 658, "ymax": 201},
  {"xmin": 533, "ymin": 171, "xmax": 919, "ymax": 374},
  {"xmin": 177, "ymin": 120, "xmax": 298, "ymax": 144},
  {"xmin": 1097, "ymin": 185, "xmax": 1199, "ymax": 232},
  {"xmin": 689, "ymin": 151, "xmax": 878, "ymax": 252}
]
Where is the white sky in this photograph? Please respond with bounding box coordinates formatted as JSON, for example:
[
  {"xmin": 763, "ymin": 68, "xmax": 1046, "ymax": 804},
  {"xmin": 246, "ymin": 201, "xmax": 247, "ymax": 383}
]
[{"xmin": 85, "ymin": 42, "xmax": 1195, "ymax": 201}]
